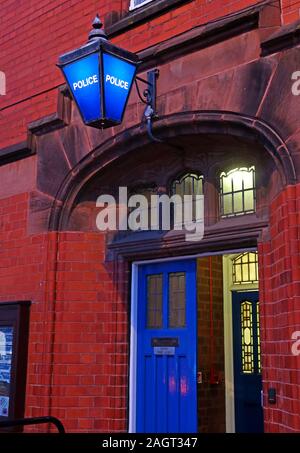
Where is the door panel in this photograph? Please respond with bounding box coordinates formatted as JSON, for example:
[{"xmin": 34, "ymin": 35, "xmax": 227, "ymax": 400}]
[
  {"xmin": 232, "ymin": 290, "xmax": 263, "ymax": 433},
  {"xmin": 136, "ymin": 260, "xmax": 197, "ymax": 433}
]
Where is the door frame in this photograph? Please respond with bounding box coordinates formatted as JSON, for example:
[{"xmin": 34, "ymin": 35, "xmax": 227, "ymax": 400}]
[
  {"xmin": 129, "ymin": 248, "xmax": 257, "ymax": 433},
  {"xmin": 222, "ymin": 254, "xmax": 259, "ymax": 433}
]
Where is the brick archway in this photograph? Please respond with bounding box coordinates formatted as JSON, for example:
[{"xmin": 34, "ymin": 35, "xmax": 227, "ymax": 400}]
[{"xmin": 47, "ymin": 110, "xmax": 296, "ymax": 232}]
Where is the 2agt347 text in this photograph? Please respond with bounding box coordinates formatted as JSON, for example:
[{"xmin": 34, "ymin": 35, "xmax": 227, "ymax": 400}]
[{"xmin": 146, "ymin": 438, "xmax": 198, "ymax": 448}]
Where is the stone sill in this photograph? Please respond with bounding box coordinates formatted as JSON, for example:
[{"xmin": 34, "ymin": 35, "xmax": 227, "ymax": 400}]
[{"xmin": 106, "ymin": 0, "xmax": 193, "ymax": 38}]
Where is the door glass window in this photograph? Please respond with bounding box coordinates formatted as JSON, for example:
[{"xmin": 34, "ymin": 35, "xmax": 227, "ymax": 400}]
[
  {"xmin": 169, "ymin": 272, "xmax": 186, "ymax": 328},
  {"xmin": 241, "ymin": 301, "xmax": 254, "ymax": 374},
  {"xmin": 147, "ymin": 274, "xmax": 163, "ymax": 328}
]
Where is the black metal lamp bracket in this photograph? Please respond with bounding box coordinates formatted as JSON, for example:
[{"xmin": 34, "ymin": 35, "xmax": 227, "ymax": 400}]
[{"xmin": 135, "ymin": 69, "xmax": 163, "ymax": 143}]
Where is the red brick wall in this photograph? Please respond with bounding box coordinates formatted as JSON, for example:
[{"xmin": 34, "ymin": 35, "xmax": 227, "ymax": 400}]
[
  {"xmin": 47, "ymin": 232, "xmax": 129, "ymax": 432},
  {"xmin": 0, "ymin": 192, "xmax": 48, "ymax": 425},
  {"xmin": 0, "ymin": 0, "xmax": 277, "ymax": 149},
  {"xmin": 0, "ymin": 192, "xmax": 129, "ymax": 432},
  {"xmin": 259, "ymin": 183, "xmax": 300, "ymax": 432},
  {"xmin": 282, "ymin": 0, "xmax": 300, "ymax": 24}
]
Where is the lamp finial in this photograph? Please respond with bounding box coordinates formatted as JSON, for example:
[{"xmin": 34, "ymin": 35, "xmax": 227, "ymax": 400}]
[{"xmin": 88, "ymin": 14, "xmax": 107, "ymax": 41}]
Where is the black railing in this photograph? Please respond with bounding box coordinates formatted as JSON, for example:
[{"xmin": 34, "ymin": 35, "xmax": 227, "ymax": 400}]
[{"xmin": 0, "ymin": 416, "xmax": 65, "ymax": 433}]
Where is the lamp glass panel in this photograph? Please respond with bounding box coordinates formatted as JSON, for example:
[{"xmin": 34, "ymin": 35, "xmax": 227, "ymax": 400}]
[
  {"xmin": 103, "ymin": 52, "xmax": 136, "ymax": 122},
  {"xmin": 62, "ymin": 53, "xmax": 101, "ymax": 122}
]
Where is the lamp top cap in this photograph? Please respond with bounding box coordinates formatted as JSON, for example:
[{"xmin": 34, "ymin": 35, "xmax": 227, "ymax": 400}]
[{"xmin": 88, "ymin": 14, "xmax": 107, "ymax": 41}]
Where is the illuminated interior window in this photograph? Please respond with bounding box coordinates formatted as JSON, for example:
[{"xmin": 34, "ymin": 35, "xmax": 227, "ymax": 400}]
[
  {"xmin": 171, "ymin": 172, "xmax": 203, "ymax": 197},
  {"xmin": 232, "ymin": 252, "xmax": 258, "ymax": 285},
  {"xmin": 220, "ymin": 166, "xmax": 255, "ymax": 217},
  {"xmin": 257, "ymin": 302, "xmax": 261, "ymax": 373},
  {"xmin": 241, "ymin": 301, "xmax": 254, "ymax": 374}
]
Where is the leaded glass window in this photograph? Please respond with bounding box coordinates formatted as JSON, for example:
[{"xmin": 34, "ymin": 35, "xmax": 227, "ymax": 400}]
[
  {"xmin": 170, "ymin": 173, "xmax": 204, "ymax": 226},
  {"xmin": 220, "ymin": 166, "xmax": 255, "ymax": 217},
  {"xmin": 232, "ymin": 252, "xmax": 258, "ymax": 285},
  {"xmin": 241, "ymin": 301, "xmax": 254, "ymax": 374},
  {"xmin": 146, "ymin": 274, "xmax": 163, "ymax": 328},
  {"xmin": 171, "ymin": 173, "xmax": 203, "ymax": 197}
]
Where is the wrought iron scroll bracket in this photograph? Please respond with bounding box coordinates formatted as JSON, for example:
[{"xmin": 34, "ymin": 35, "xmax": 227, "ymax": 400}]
[{"xmin": 135, "ymin": 69, "xmax": 163, "ymax": 143}]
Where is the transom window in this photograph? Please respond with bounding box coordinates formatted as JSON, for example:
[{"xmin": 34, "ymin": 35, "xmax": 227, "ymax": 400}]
[
  {"xmin": 232, "ymin": 252, "xmax": 258, "ymax": 285},
  {"xmin": 220, "ymin": 166, "xmax": 255, "ymax": 218}
]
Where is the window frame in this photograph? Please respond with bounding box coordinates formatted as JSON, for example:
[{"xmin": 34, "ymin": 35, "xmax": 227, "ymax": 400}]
[
  {"xmin": 0, "ymin": 301, "xmax": 30, "ymax": 431},
  {"xmin": 171, "ymin": 172, "xmax": 204, "ymax": 197},
  {"xmin": 129, "ymin": 0, "xmax": 155, "ymax": 11},
  {"xmin": 169, "ymin": 171, "xmax": 204, "ymax": 227},
  {"xmin": 219, "ymin": 166, "xmax": 256, "ymax": 218},
  {"xmin": 232, "ymin": 251, "xmax": 259, "ymax": 285}
]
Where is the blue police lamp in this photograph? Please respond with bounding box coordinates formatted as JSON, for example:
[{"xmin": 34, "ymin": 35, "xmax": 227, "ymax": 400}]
[{"xmin": 57, "ymin": 14, "xmax": 140, "ymax": 129}]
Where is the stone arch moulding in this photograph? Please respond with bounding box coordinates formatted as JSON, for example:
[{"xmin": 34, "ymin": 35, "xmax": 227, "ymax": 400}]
[{"xmin": 48, "ymin": 110, "xmax": 297, "ymax": 231}]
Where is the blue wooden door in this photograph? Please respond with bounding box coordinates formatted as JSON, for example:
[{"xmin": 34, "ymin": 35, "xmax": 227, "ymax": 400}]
[
  {"xmin": 136, "ymin": 259, "xmax": 197, "ymax": 433},
  {"xmin": 232, "ymin": 290, "xmax": 263, "ymax": 433}
]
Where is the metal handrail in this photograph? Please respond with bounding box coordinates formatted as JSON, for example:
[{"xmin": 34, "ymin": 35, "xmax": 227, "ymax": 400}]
[{"xmin": 0, "ymin": 416, "xmax": 65, "ymax": 433}]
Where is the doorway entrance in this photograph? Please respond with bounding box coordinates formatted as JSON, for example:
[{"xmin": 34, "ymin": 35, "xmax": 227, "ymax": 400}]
[
  {"xmin": 131, "ymin": 251, "xmax": 263, "ymax": 433},
  {"xmin": 135, "ymin": 259, "xmax": 197, "ymax": 433}
]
